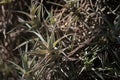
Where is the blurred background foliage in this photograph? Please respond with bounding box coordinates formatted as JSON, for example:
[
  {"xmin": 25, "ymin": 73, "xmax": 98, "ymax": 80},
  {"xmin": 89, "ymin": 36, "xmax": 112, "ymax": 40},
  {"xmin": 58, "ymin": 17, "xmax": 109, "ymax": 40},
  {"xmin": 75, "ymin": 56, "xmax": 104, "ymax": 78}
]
[{"xmin": 0, "ymin": 0, "xmax": 120, "ymax": 80}]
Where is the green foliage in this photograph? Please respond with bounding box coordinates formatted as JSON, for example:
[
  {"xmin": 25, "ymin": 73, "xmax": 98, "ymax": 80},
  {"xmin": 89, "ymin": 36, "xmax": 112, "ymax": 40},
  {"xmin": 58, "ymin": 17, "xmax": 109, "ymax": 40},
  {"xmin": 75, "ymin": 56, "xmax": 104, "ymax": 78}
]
[
  {"xmin": 0, "ymin": 0, "xmax": 14, "ymax": 4},
  {"xmin": 0, "ymin": 0, "xmax": 120, "ymax": 80}
]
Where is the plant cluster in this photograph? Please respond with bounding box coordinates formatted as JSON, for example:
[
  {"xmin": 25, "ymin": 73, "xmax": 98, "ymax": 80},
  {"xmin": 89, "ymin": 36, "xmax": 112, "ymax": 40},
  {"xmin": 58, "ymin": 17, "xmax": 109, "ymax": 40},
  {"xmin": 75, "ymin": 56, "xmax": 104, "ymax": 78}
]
[{"xmin": 0, "ymin": 0, "xmax": 120, "ymax": 80}]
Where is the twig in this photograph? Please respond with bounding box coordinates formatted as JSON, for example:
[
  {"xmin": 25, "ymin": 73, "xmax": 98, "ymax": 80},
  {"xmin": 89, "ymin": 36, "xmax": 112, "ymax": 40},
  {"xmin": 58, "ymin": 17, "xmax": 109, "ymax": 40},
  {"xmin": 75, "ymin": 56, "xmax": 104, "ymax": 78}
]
[{"xmin": 67, "ymin": 29, "xmax": 100, "ymax": 57}]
